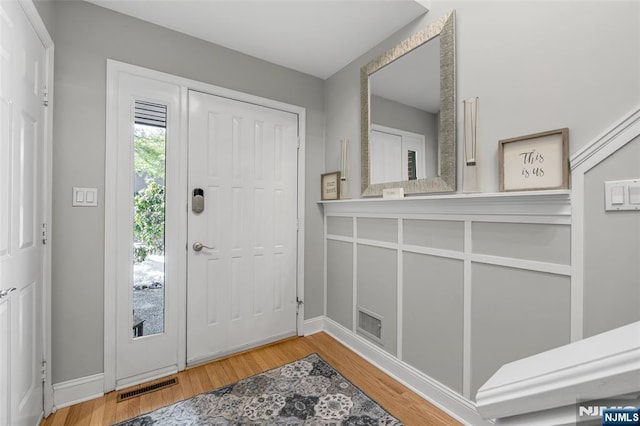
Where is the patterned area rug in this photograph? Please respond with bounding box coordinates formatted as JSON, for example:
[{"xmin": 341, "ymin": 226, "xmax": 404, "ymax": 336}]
[{"xmin": 115, "ymin": 353, "xmax": 402, "ymax": 425}]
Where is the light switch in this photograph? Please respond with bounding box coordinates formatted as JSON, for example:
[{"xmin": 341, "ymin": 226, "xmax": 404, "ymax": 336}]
[
  {"xmin": 605, "ymin": 179, "xmax": 640, "ymax": 211},
  {"xmin": 611, "ymin": 186, "xmax": 625, "ymax": 205},
  {"xmin": 630, "ymin": 183, "xmax": 640, "ymax": 205},
  {"xmin": 72, "ymin": 187, "xmax": 98, "ymax": 207}
]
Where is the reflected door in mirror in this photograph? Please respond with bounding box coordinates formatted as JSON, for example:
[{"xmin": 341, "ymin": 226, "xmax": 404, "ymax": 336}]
[{"xmin": 370, "ymin": 125, "xmax": 427, "ymax": 184}]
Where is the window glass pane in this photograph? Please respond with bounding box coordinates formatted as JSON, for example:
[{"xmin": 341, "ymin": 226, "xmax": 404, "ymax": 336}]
[{"xmin": 132, "ymin": 120, "xmax": 166, "ymax": 338}]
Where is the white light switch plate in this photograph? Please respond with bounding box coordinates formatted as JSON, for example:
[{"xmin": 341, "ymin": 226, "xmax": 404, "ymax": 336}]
[
  {"xmin": 72, "ymin": 187, "xmax": 98, "ymax": 207},
  {"xmin": 605, "ymin": 179, "xmax": 640, "ymax": 211}
]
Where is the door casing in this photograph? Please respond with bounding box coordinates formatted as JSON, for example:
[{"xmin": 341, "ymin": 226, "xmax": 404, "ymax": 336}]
[{"xmin": 104, "ymin": 60, "xmax": 306, "ymax": 392}]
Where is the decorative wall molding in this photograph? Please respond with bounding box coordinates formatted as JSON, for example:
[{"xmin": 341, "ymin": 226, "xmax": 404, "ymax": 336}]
[
  {"xmin": 320, "ymin": 190, "xmax": 571, "ymax": 219},
  {"xmin": 570, "ymin": 105, "xmax": 640, "ymax": 172},
  {"xmin": 52, "ymin": 374, "xmax": 104, "ymax": 410},
  {"xmin": 322, "ymin": 317, "xmax": 493, "ymax": 426},
  {"xmin": 476, "ymin": 321, "xmax": 640, "ymax": 421}
]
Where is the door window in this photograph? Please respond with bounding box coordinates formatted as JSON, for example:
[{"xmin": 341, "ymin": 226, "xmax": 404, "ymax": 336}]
[{"xmin": 132, "ymin": 100, "xmax": 167, "ymax": 338}]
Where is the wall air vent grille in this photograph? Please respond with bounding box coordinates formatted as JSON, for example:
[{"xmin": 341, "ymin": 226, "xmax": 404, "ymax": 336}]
[{"xmin": 357, "ymin": 307, "xmax": 383, "ymax": 343}]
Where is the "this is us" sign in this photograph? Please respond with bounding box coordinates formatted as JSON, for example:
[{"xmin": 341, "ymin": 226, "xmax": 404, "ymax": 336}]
[{"xmin": 499, "ymin": 128, "xmax": 569, "ymax": 192}]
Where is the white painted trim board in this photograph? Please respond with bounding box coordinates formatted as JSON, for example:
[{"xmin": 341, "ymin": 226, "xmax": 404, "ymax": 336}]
[{"xmin": 52, "ymin": 374, "xmax": 105, "ymax": 411}]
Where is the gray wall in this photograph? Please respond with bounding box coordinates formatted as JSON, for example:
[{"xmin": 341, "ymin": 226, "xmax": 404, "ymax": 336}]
[
  {"xmin": 584, "ymin": 137, "xmax": 640, "ymax": 337},
  {"xmin": 325, "ymin": 1, "xmax": 640, "ymax": 198},
  {"xmin": 40, "ymin": 0, "xmax": 325, "ymax": 384}
]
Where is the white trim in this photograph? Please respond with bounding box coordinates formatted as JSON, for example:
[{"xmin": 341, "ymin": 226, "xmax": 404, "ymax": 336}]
[
  {"xmin": 52, "ymin": 374, "xmax": 104, "ymax": 410},
  {"xmin": 356, "ymin": 238, "xmax": 398, "ymax": 250},
  {"xmin": 104, "ymin": 61, "xmax": 118, "ymax": 392},
  {"xmin": 19, "ymin": 0, "xmax": 55, "ymax": 416},
  {"xmin": 320, "ymin": 190, "xmax": 571, "ymax": 217},
  {"xmin": 323, "ymin": 317, "xmax": 493, "ymax": 426},
  {"xmin": 296, "ymin": 107, "xmax": 307, "ymax": 336},
  {"xmin": 104, "ymin": 60, "xmax": 306, "ymax": 392},
  {"xmin": 115, "ymin": 365, "xmax": 179, "ymax": 391},
  {"xmin": 326, "ymin": 234, "xmax": 355, "ymax": 243},
  {"xmin": 402, "ymin": 244, "xmax": 465, "ymax": 260},
  {"xmin": 476, "ymin": 321, "xmax": 640, "ymax": 421},
  {"xmin": 569, "ymin": 104, "xmax": 640, "ymax": 342},
  {"xmin": 570, "ymin": 105, "xmax": 640, "ymax": 172},
  {"xmin": 352, "ymin": 217, "xmax": 358, "ymax": 333},
  {"xmin": 303, "ymin": 317, "xmax": 324, "ymax": 336},
  {"xmin": 468, "ymin": 254, "xmax": 570, "ymax": 276},
  {"xmin": 463, "ymin": 220, "xmax": 472, "ymax": 399},
  {"xmin": 570, "ymin": 170, "xmax": 585, "ymax": 342},
  {"xmin": 396, "ymin": 218, "xmax": 403, "ymax": 361},
  {"xmin": 323, "ymin": 210, "xmax": 328, "ymax": 317}
]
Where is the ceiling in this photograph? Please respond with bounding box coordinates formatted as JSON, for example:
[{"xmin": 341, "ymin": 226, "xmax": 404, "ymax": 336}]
[{"xmin": 85, "ymin": 0, "xmax": 429, "ymax": 79}]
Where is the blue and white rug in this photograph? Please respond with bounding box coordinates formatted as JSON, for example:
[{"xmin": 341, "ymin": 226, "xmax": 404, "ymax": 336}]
[{"xmin": 115, "ymin": 353, "xmax": 402, "ymax": 425}]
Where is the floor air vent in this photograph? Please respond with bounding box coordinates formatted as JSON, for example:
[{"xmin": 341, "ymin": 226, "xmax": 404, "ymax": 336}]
[{"xmin": 117, "ymin": 377, "xmax": 178, "ymax": 402}]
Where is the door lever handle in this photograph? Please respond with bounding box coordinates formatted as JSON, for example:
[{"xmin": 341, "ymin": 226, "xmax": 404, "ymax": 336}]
[
  {"xmin": 193, "ymin": 242, "xmax": 214, "ymax": 252},
  {"xmin": 0, "ymin": 287, "xmax": 17, "ymax": 299}
]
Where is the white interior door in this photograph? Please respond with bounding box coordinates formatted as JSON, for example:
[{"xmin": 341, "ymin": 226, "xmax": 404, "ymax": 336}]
[
  {"xmin": 370, "ymin": 129, "xmax": 402, "ymax": 184},
  {"xmin": 187, "ymin": 90, "xmax": 299, "ymax": 365},
  {"xmin": 0, "ymin": 0, "xmax": 46, "ymax": 423}
]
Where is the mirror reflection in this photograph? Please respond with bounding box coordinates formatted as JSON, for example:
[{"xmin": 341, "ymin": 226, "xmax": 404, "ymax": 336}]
[
  {"xmin": 369, "ymin": 35, "xmax": 440, "ymax": 184},
  {"xmin": 361, "ymin": 10, "xmax": 456, "ymax": 196}
]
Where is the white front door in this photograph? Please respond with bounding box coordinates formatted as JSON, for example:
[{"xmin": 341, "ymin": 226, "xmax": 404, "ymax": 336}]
[
  {"xmin": 187, "ymin": 90, "xmax": 299, "ymax": 364},
  {"xmin": 0, "ymin": 0, "xmax": 46, "ymax": 423}
]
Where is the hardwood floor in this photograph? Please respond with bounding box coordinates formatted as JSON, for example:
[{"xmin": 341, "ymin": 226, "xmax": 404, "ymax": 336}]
[{"xmin": 42, "ymin": 332, "xmax": 461, "ymax": 425}]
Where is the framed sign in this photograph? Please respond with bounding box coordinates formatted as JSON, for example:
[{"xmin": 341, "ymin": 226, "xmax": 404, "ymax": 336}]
[
  {"xmin": 321, "ymin": 171, "xmax": 341, "ymax": 200},
  {"xmin": 499, "ymin": 128, "xmax": 569, "ymax": 192}
]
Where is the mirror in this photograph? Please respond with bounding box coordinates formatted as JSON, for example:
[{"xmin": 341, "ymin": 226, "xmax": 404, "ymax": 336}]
[{"xmin": 361, "ymin": 10, "xmax": 456, "ymax": 196}]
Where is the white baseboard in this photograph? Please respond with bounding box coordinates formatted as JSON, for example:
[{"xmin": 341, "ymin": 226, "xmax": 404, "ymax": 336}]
[
  {"xmin": 320, "ymin": 317, "xmax": 492, "ymax": 426},
  {"xmin": 53, "ymin": 373, "xmax": 104, "ymax": 410},
  {"xmin": 303, "ymin": 316, "xmax": 325, "ymax": 336}
]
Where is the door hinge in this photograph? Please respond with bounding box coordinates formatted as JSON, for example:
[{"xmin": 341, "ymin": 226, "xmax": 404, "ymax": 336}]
[
  {"xmin": 296, "ymin": 218, "xmax": 300, "ymax": 232},
  {"xmin": 43, "ymin": 86, "xmax": 49, "ymax": 107},
  {"xmin": 41, "ymin": 360, "xmax": 47, "ymax": 383},
  {"xmin": 41, "ymin": 223, "xmax": 48, "ymax": 245},
  {"xmin": 297, "ymin": 137, "xmax": 300, "ymax": 149},
  {"xmin": 296, "ymin": 298, "xmax": 303, "ymax": 313}
]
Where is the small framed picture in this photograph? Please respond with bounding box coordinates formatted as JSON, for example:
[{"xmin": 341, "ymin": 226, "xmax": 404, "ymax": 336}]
[
  {"xmin": 321, "ymin": 171, "xmax": 341, "ymax": 200},
  {"xmin": 499, "ymin": 128, "xmax": 569, "ymax": 192}
]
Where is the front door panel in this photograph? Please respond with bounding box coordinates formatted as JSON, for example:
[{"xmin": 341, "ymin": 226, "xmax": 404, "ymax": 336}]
[{"xmin": 187, "ymin": 90, "xmax": 298, "ymax": 364}]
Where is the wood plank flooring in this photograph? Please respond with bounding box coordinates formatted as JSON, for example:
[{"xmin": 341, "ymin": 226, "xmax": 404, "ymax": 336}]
[{"xmin": 42, "ymin": 332, "xmax": 461, "ymax": 425}]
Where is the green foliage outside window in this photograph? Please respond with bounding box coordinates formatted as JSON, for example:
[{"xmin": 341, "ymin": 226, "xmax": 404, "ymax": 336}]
[{"xmin": 133, "ymin": 125, "xmax": 166, "ymax": 263}]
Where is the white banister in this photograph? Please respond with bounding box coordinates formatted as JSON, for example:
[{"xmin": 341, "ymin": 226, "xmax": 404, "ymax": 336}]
[{"xmin": 476, "ymin": 321, "xmax": 640, "ymax": 423}]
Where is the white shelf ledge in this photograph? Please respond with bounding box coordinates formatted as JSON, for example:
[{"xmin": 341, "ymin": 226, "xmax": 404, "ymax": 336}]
[{"xmin": 319, "ymin": 190, "xmax": 571, "ymax": 218}]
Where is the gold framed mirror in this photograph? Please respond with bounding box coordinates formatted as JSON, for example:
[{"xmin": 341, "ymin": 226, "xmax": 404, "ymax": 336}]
[{"xmin": 361, "ymin": 10, "xmax": 456, "ymax": 196}]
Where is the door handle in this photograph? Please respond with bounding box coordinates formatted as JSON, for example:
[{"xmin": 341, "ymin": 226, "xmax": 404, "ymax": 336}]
[
  {"xmin": 192, "ymin": 242, "xmax": 214, "ymax": 252},
  {"xmin": 0, "ymin": 287, "xmax": 16, "ymax": 300}
]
